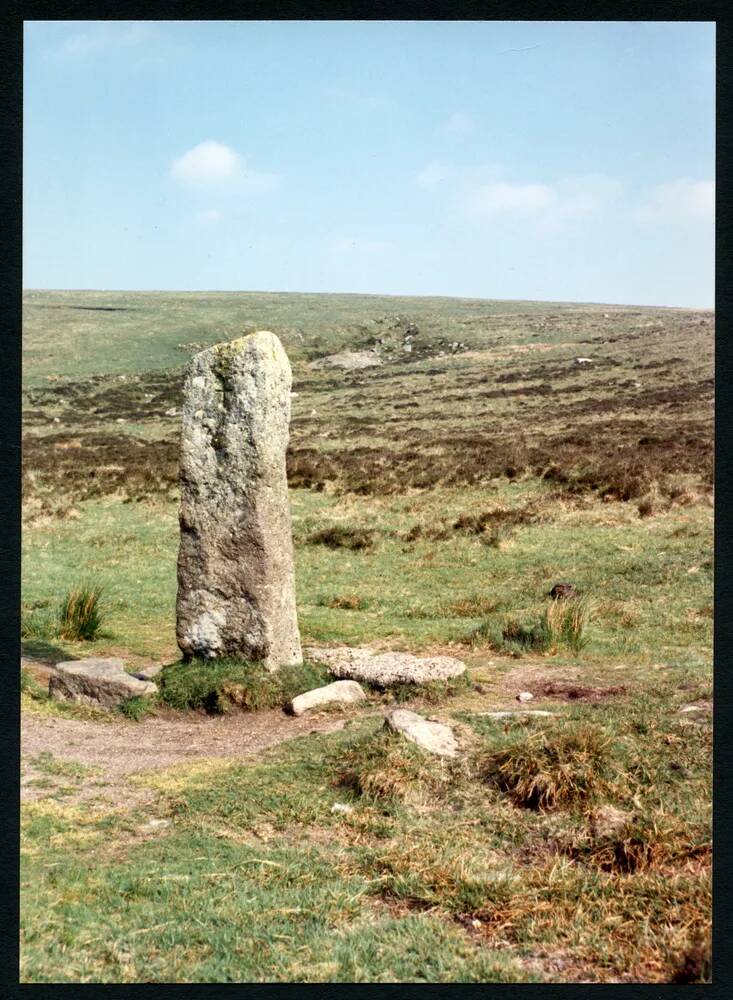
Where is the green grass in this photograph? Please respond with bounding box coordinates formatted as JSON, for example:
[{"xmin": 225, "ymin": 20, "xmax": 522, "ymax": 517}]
[
  {"xmin": 21, "ymin": 696, "xmax": 710, "ymax": 982},
  {"xmin": 21, "ymin": 290, "xmax": 712, "ymax": 981},
  {"xmin": 21, "ymin": 483, "xmax": 712, "ymax": 669}
]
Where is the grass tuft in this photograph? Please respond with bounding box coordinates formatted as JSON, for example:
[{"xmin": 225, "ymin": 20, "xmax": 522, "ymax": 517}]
[
  {"xmin": 469, "ymin": 596, "xmax": 591, "ymax": 656},
  {"xmin": 117, "ymin": 695, "xmax": 152, "ymax": 721},
  {"xmin": 444, "ymin": 595, "xmax": 500, "ymax": 618},
  {"xmin": 336, "ymin": 728, "xmax": 455, "ymax": 805},
  {"xmin": 477, "ymin": 722, "xmax": 611, "ymax": 811},
  {"xmin": 59, "ymin": 583, "xmax": 103, "ymax": 641},
  {"xmin": 544, "ymin": 595, "xmax": 591, "ymax": 654},
  {"xmin": 325, "ymin": 594, "xmax": 367, "ymax": 610},
  {"xmin": 306, "ymin": 525, "xmax": 375, "ymax": 550}
]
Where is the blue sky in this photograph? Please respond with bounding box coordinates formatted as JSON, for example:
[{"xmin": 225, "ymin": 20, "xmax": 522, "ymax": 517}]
[{"xmin": 24, "ymin": 20, "xmax": 715, "ymax": 307}]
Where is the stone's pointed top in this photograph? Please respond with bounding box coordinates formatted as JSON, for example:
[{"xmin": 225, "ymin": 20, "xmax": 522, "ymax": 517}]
[{"xmin": 194, "ymin": 331, "xmax": 290, "ymax": 372}]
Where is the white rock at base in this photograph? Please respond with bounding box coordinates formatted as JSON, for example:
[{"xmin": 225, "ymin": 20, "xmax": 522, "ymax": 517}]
[
  {"xmin": 289, "ymin": 680, "xmax": 366, "ymax": 716},
  {"xmin": 385, "ymin": 708, "xmax": 459, "ymax": 758},
  {"xmin": 306, "ymin": 645, "xmax": 466, "ymax": 687},
  {"xmin": 516, "ymin": 691, "xmax": 534, "ymax": 703}
]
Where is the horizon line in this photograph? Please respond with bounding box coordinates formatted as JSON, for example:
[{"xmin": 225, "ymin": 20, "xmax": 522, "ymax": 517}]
[{"xmin": 21, "ymin": 288, "xmax": 714, "ymax": 312}]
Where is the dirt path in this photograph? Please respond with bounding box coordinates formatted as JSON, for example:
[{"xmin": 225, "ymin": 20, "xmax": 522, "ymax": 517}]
[
  {"xmin": 20, "ymin": 701, "xmax": 368, "ymax": 809},
  {"xmin": 22, "ymin": 707, "xmax": 356, "ymax": 775}
]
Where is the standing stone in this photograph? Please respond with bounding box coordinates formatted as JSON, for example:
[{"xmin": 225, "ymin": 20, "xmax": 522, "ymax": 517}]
[{"xmin": 176, "ymin": 331, "xmax": 302, "ymax": 669}]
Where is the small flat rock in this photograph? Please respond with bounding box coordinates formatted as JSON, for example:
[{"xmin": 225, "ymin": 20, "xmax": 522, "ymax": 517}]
[
  {"xmin": 289, "ymin": 680, "xmax": 366, "ymax": 717},
  {"xmin": 385, "ymin": 709, "xmax": 459, "ymax": 758},
  {"xmin": 49, "ymin": 658, "xmax": 158, "ymax": 710},
  {"xmin": 133, "ymin": 663, "xmax": 165, "ymax": 681},
  {"xmin": 589, "ymin": 805, "xmax": 632, "ymax": 839},
  {"xmin": 140, "ymin": 818, "xmax": 171, "ymax": 832},
  {"xmin": 306, "ymin": 646, "xmax": 465, "ymax": 687},
  {"xmin": 516, "ymin": 691, "xmax": 534, "ymax": 703},
  {"xmin": 331, "ymin": 802, "xmax": 354, "ymax": 815},
  {"xmin": 481, "ymin": 710, "xmax": 555, "ymax": 719}
]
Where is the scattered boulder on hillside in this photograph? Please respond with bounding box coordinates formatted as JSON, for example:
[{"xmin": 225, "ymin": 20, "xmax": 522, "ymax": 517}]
[
  {"xmin": 49, "ymin": 658, "xmax": 157, "ymax": 709},
  {"xmin": 305, "ymin": 646, "xmax": 466, "ymax": 687},
  {"xmin": 289, "ymin": 680, "xmax": 366, "ymax": 716},
  {"xmin": 309, "ymin": 350, "xmax": 382, "ymax": 371},
  {"xmin": 385, "ymin": 708, "xmax": 459, "ymax": 757},
  {"xmin": 548, "ymin": 582, "xmax": 577, "ymax": 600},
  {"xmin": 176, "ymin": 332, "xmax": 302, "ymax": 669}
]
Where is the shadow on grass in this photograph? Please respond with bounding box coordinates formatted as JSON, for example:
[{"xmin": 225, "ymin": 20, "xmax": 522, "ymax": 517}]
[{"xmin": 21, "ymin": 639, "xmax": 69, "ymax": 664}]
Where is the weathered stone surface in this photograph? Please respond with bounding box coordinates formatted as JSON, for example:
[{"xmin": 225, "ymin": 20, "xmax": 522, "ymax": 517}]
[
  {"xmin": 49, "ymin": 658, "xmax": 157, "ymax": 709},
  {"xmin": 589, "ymin": 805, "xmax": 632, "ymax": 840},
  {"xmin": 309, "ymin": 350, "xmax": 382, "ymax": 371},
  {"xmin": 385, "ymin": 709, "xmax": 459, "ymax": 757},
  {"xmin": 516, "ymin": 691, "xmax": 534, "ymax": 703},
  {"xmin": 133, "ymin": 663, "xmax": 164, "ymax": 681},
  {"xmin": 289, "ymin": 680, "xmax": 366, "ymax": 716},
  {"xmin": 305, "ymin": 646, "xmax": 465, "ymax": 687},
  {"xmin": 176, "ymin": 332, "xmax": 302, "ymax": 669}
]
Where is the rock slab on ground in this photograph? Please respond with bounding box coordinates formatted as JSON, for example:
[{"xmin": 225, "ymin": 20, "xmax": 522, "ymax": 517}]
[
  {"xmin": 49, "ymin": 658, "xmax": 157, "ymax": 710},
  {"xmin": 176, "ymin": 331, "xmax": 302, "ymax": 669},
  {"xmin": 385, "ymin": 709, "xmax": 459, "ymax": 757},
  {"xmin": 290, "ymin": 680, "xmax": 366, "ymax": 717},
  {"xmin": 309, "ymin": 350, "xmax": 382, "ymax": 371},
  {"xmin": 305, "ymin": 646, "xmax": 466, "ymax": 687}
]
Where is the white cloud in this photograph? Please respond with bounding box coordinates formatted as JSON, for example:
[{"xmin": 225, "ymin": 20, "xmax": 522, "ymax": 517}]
[
  {"xmin": 441, "ymin": 112, "xmax": 475, "ymax": 138},
  {"xmin": 468, "ymin": 175, "xmax": 624, "ymax": 222},
  {"xmin": 421, "ymin": 167, "xmax": 624, "ymax": 228},
  {"xmin": 638, "ymin": 179, "xmax": 714, "ymax": 223},
  {"xmin": 171, "ymin": 141, "xmax": 279, "ymax": 193},
  {"xmin": 470, "ymin": 180, "xmax": 556, "ymax": 217},
  {"xmin": 173, "ymin": 141, "xmax": 241, "ymax": 183},
  {"xmin": 57, "ymin": 22, "xmax": 154, "ymax": 59}
]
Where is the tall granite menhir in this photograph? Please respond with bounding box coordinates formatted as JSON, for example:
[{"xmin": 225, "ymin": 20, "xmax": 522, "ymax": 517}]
[{"xmin": 176, "ymin": 331, "xmax": 303, "ymax": 669}]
